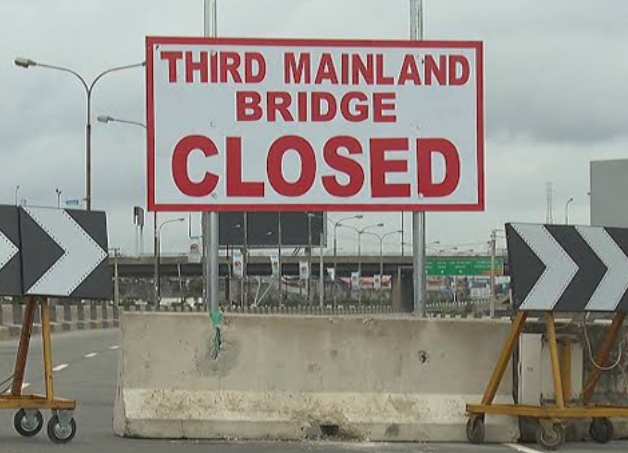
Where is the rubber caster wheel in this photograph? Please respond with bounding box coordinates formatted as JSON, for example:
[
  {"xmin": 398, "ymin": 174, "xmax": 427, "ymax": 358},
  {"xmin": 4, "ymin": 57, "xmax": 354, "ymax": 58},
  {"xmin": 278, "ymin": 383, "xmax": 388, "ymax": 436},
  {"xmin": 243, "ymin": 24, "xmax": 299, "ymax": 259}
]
[
  {"xmin": 46, "ymin": 414, "xmax": 77, "ymax": 444},
  {"xmin": 590, "ymin": 418, "xmax": 613, "ymax": 444},
  {"xmin": 536, "ymin": 423, "xmax": 565, "ymax": 451},
  {"xmin": 14, "ymin": 409, "xmax": 44, "ymax": 437},
  {"xmin": 466, "ymin": 415, "xmax": 485, "ymax": 444}
]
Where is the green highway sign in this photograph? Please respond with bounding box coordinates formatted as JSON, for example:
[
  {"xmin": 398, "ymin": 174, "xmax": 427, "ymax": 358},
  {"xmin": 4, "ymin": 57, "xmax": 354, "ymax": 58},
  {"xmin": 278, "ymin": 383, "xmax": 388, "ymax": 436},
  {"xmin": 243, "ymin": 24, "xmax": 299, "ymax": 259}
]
[{"xmin": 426, "ymin": 257, "xmax": 504, "ymax": 276}]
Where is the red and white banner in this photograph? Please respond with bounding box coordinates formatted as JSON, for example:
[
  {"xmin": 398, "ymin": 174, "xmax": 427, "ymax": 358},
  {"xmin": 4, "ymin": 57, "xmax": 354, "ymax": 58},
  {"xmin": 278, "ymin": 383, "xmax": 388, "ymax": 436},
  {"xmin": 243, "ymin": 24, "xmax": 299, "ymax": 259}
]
[{"xmin": 146, "ymin": 37, "xmax": 484, "ymax": 212}]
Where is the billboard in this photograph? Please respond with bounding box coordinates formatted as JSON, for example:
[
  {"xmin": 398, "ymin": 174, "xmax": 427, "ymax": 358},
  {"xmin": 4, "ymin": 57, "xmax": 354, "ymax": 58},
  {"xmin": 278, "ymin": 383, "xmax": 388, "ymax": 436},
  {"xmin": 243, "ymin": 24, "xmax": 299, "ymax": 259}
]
[
  {"xmin": 147, "ymin": 37, "xmax": 484, "ymax": 212},
  {"xmin": 218, "ymin": 212, "xmax": 325, "ymax": 248}
]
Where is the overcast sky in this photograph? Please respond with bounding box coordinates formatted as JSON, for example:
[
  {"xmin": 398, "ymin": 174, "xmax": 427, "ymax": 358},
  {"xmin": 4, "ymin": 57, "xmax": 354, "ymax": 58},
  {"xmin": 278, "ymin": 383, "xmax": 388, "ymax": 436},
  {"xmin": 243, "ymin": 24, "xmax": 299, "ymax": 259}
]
[{"xmin": 1, "ymin": 0, "xmax": 627, "ymax": 256}]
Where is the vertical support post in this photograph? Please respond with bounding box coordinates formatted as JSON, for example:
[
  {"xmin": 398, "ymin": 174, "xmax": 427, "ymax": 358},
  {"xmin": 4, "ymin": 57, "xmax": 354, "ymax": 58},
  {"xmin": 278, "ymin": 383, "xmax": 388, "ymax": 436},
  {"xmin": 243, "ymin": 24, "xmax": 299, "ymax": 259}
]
[
  {"xmin": 41, "ymin": 298, "xmax": 54, "ymax": 402},
  {"xmin": 545, "ymin": 311, "xmax": 565, "ymax": 409},
  {"xmin": 203, "ymin": 0, "xmax": 220, "ymax": 317},
  {"xmin": 113, "ymin": 248, "xmax": 120, "ymax": 306},
  {"xmin": 358, "ymin": 232, "xmax": 362, "ymax": 305},
  {"xmin": 559, "ymin": 338, "xmax": 572, "ymax": 405},
  {"xmin": 410, "ymin": 0, "xmax": 426, "ymax": 316},
  {"xmin": 278, "ymin": 212, "xmax": 283, "ymax": 304},
  {"xmin": 11, "ymin": 297, "xmax": 37, "ymax": 396},
  {"xmin": 480, "ymin": 311, "xmax": 528, "ymax": 405},
  {"xmin": 412, "ymin": 212, "xmax": 426, "ymax": 315},
  {"xmin": 400, "ymin": 211, "xmax": 404, "ymax": 256},
  {"xmin": 243, "ymin": 212, "xmax": 248, "ymax": 305},
  {"xmin": 489, "ymin": 229, "xmax": 496, "ymax": 317},
  {"xmin": 333, "ymin": 223, "xmax": 338, "ymax": 306},
  {"xmin": 153, "ymin": 211, "xmax": 159, "ymax": 305},
  {"xmin": 307, "ymin": 212, "xmax": 312, "ymax": 303},
  {"xmin": 583, "ymin": 312, "xmax": 626, "ymax": 405},
  {"xmin": 319, "ymin": 231, "xmax": 324, "ymax": 308}
]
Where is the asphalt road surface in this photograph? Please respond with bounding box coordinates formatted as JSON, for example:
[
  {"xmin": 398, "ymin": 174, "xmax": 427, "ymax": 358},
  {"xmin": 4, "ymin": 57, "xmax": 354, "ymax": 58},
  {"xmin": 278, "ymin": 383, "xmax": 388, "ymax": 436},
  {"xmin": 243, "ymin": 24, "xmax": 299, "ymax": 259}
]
[{"xmin": 0, "ymin": 329, "xmax": 626, "ymax": 453}]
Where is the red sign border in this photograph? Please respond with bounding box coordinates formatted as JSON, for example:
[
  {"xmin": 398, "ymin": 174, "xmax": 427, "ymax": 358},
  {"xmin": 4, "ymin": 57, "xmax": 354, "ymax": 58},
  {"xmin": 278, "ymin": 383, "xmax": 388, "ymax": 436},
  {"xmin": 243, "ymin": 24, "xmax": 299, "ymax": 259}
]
[{"xmin": 146, "ymin": 36, "xmax": 484, "ymax": 213}]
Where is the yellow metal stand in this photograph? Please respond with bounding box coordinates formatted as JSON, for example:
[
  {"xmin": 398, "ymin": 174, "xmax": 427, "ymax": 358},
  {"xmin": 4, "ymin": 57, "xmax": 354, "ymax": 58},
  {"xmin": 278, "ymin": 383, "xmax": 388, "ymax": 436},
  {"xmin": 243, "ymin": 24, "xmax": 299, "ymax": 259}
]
[
  {"xmin": 0, "ymin": 297, "xmax": 77, "ymax": 443},
  {"xmin": 467, "ymin": 311, "xmax": 628, "ymax": 450}
]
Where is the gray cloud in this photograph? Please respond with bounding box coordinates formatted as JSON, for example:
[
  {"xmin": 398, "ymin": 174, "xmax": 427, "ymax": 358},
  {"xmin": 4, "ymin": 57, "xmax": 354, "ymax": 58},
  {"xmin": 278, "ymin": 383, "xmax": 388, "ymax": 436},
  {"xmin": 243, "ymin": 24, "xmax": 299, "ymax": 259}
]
[{"xmin": 1, "ymin": 0, "xmax": 627, "ymax": 255}]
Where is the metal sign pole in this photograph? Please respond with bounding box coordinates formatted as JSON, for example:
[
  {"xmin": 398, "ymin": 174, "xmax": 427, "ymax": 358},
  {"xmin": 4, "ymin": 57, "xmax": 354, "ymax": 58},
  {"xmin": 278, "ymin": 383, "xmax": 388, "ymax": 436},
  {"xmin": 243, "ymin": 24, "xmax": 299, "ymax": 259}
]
[
  {"xmin": 411, "ymin": 0, "xmax": 426, "ymax": 316},
  {"xmin": 204, "ymin": 0, "xmax": 220, "ymax": 317}
]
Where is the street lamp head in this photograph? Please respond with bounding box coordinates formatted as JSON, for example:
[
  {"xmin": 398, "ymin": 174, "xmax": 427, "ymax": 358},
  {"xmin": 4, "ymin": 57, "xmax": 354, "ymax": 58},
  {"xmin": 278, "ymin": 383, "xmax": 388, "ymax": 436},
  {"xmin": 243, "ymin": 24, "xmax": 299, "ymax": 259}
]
[
  {"xmin": 176, "ymin": 217, "xmax": 185, "ymax": 222},
  {"xmin": 376, "ymin": 223, "xmax": 384, "ymax": 227},
  {"xmin": 14, "ymin": 57, "xmax": 36, "ymax": 68},
  {"xmin": 97, "ymin": 115, "xmax": 114, "ymax": 124},
  {"xmin": 356, "ymin": 215, "xmax": 364, "ymax": 219}
]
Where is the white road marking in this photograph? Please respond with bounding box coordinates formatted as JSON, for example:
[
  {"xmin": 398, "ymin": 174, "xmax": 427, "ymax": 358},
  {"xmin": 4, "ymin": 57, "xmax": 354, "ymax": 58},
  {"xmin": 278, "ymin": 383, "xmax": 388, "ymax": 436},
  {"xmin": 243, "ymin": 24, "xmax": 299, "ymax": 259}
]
[
  {"xmin": 52, "ymin": 364, "xmax": 69, "ymax": 372},
  {"xmin": 109, "ymin": 345, "xmax": 119, "ymax": 350},
  {"xmin": 21, "ymin": 383, "xmax": 30, "ymax": 390},
  {"xmin": 84, "ymin": 352, "xmax": 97, "ymax": 358},
  {"xmin": 505, "ymin": 443, "xmax": 543, "ymax": 453}
]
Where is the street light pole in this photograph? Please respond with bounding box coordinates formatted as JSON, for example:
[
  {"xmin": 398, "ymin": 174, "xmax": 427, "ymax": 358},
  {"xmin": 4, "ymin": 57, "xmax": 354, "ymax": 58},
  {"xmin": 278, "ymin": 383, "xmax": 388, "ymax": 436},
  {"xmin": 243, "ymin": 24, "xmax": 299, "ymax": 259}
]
[
  {"xmin": 55, "ymin": 188, "xmax": 62, "ymax": 208},
  {"xmin": 565, "ymin": 197, "xmax": 574, "ymax": 225},
  {"xmin": 154, "ymin": 217, "xmax": 184, "ymax": 305},
  {"xmin": 342, "ymin": 223, "xmax": 384, "ymax": 304},
  {"xmin": 97, "ymin": 114, "xmax": 149, "ymax": 269},
  {"xmin": 15, "ymin": 57, "xmax": 145, "ymax": 210},
  {"xmin": 332, "ymin": 215, "xmax": 363, "ymax": 304}
]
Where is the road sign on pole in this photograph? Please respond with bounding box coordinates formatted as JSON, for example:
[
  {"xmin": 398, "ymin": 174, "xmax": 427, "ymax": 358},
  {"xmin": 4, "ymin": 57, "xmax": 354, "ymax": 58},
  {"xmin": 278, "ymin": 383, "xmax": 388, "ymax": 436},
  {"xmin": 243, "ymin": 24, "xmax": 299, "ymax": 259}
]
[
  {"xmin": 146, "ymin": 36, "xmax": 484, "ymax": 213},
  {"xmin": 507, "ymin": 223, "xmax": 628, "ymax": 312},
  {"xmin": 426, "ymin": 256, "xmax": 503, "ymax": 276}
]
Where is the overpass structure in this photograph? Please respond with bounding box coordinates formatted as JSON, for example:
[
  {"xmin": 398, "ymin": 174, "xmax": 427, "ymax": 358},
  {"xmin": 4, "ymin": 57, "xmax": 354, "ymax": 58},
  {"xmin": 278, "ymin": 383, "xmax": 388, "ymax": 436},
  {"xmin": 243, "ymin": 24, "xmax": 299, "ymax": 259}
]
[{"xmin": 112, "ymin": 254, "xmax": 500, "ymax": 279}]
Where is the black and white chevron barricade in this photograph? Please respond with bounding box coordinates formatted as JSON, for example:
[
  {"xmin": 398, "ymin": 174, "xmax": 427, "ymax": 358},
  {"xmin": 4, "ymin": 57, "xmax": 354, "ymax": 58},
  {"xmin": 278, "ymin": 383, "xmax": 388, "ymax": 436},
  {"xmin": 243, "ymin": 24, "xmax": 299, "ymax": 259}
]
[
  {"xmin": 466, "ymin": 223, "xmax": 628, "ymax": 450},
  {"xmin": 0, "ymin": 205, "xmax": 111, "ymax": 300},
  {"xmin": 507, "ymin": 223, "xmax": 628, "ymax": 313}
]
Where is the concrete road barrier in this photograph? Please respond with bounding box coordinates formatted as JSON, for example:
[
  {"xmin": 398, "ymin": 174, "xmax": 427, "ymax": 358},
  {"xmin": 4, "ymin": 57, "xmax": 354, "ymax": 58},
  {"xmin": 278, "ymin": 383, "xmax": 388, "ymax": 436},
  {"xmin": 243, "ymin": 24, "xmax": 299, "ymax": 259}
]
[
  {"xmin": 0, "ymin": 303, "xmax": 119, "ymax": 339},
  {"xmin": 114, "ymin": 313, "xmax": 519, "ymax": 442}
]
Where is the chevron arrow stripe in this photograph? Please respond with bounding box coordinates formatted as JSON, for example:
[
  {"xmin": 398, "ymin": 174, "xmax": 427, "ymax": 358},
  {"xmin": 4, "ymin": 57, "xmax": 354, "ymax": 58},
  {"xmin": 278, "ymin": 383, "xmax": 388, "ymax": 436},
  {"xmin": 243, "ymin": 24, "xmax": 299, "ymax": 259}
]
[
  {"xmin": 510, "ymin": 224, "xmax": 578, "ymax": 311},
  {"xmin": 576, "ymin": 226, "xmax": 628, "ymax": 311},
  {"xmin": 508, "ymin": 223, "xmax": 628, "ymax": 312},
  {"xmin": 0, "ymin": 229, "xmax": 18, "ymax": 272},
  {"xmin": 23, "ymin": 207, "xmax": 108, "ymax": 297}
]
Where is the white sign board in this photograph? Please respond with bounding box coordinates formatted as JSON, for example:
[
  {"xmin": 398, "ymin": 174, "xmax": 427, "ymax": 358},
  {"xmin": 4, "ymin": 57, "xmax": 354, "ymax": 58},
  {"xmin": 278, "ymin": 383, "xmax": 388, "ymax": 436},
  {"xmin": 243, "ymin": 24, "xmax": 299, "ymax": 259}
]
[
  {"xmin": 374, "ymin": 274, "xmax": 382, "ymax": 290},
  {"xmin": 351, "ymin": 272, "xmax": 361, "ymax": 290},
  {"xmin": 299, "ymin": 261, "xmax": 309, "ymax": 280},
  {"xmin": 232, "ymin": 249, "xmax": 244, "ymax": 278},
  {"xmin": 147, "ymin": 37, "xmax": 484, "ymax": 212},
  {"xmin": 270, "ymin": 254, "xmax": 279, "ymax": 277}
]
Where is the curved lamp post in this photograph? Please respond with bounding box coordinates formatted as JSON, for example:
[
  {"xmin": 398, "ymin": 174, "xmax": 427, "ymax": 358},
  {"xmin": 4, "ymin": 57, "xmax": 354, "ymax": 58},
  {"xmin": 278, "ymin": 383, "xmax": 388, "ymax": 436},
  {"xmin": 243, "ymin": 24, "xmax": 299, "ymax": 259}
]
[
  {"xmin": 154, "ymin": 218, "xmax": 185, "ymax": 305},
  {"xmin": 14, "ymin": 57, "xmax": 145, "ymax": 210}
]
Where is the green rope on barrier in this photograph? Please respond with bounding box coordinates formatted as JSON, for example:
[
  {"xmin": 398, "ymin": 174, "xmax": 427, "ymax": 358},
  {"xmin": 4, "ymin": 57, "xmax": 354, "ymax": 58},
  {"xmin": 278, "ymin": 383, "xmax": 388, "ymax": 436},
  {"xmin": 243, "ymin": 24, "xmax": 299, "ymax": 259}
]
[
  {"xmin": 210, "ymin": 311, "xmax": 223, "ymax": 327},
  {"xmin": 210, "ymin": 311, "xmax": 223, "ymax": 360}
]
